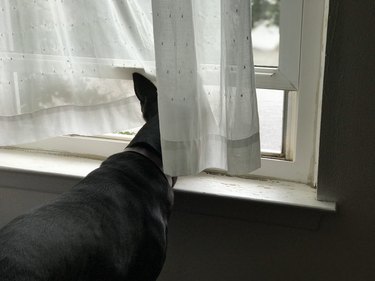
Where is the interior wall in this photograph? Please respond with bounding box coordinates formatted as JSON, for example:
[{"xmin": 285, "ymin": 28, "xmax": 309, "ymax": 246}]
[
  {"xmin": 0, "ymin": 187, "xmax": 58, "ymax": 227},
  {"xmin": 158, "ymin": 0, "xmax": 375, "ymax": 280}
]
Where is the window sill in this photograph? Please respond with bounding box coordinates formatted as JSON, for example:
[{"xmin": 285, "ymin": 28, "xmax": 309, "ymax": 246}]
[{"xmin": 0, "ymin": 148, "xmax": 336, "ymax": 230}]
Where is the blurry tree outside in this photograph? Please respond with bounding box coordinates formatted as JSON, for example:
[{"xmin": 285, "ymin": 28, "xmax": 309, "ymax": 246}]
[
  {"xmin": 251, "ymin": 0, "xmax": 283, "ymax": 154},
  {"xmin": 252, "ymin": 0, "xmax": 280, "ymax": 28},
  {"xmin": 251, "ymin": 0, "xmax": 280, "ymax": 67}
]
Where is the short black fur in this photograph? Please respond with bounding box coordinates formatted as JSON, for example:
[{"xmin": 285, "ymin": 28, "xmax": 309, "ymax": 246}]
[{"xmin": 0, "ymin": 73, "xmax": 174, "ymax": 281}]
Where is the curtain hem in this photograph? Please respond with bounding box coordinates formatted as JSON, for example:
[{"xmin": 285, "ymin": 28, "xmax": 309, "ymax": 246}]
[{"xmin": 161, "ymin": 133, "xmax": 261, "ymax": 177}]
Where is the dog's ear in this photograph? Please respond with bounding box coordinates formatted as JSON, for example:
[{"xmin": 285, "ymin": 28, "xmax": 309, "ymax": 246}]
[{"xmin": 132, "ymin": 73, "xmax": 158, "ymax": 122}]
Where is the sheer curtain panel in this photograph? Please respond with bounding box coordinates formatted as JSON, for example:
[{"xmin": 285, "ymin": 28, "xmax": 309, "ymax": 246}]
[
  {"xmin": 152, "ymin": 0, "xmax": 261, "ymax": 176},
  {"xmin": 0, "ymin": 0, "xmax": 260, "ymax": 177},
  {"xmin": 0, "ymin": 0, "xmax": 154, "ymax": 146}
]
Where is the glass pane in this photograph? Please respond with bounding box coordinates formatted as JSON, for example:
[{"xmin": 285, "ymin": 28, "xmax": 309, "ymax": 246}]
[
  {"xmin": 252, "ymin": 0, "xmax": 280, "ymax": 66},
  {"xmin": 257, "ymin": 89, "xmax": 284, "ymax": 154}
]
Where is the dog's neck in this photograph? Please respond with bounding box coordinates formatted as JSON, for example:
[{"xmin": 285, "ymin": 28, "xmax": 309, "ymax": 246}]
[
  {"xmin": 125, "ymin": 115, "xmax": 176, "ymax": 187},
  {"xmin": 124, "ymin": 146, "xmax": 173, "ymax": 187}
]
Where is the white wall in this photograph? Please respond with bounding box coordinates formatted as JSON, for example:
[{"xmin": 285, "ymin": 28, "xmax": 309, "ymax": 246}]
[{"xmin": 0, "ymin": 187, "xmax": 58, "ymax": 227}]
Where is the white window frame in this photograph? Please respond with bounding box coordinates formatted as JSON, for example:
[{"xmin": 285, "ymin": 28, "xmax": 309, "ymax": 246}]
[
  {"xmin": 252, "ymin": 0, "xmax": 328, "ymax": 185},
  {"xmin": 12, "ymin": 0, "xmax": 329, "ymax": 186}
]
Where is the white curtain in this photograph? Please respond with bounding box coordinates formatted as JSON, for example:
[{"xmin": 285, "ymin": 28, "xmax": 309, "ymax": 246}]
[
  {"xmin": 1, "ymin": 0, "xmax": 260, "ymax": 176},
  {"xmin": 0, "ymin": 0, "xmax": 155, "ymax": 146},
  {"xmin": 152, "ymin": 0, "xmax": 261, "ymax": 176}
]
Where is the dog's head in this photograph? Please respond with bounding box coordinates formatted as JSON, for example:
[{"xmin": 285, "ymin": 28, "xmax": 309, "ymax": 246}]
[
  {"xmin": 130, "ymin": 73, "xmax": 177, "ymax": 187},
  {"xmin": 133, "ymin": 73, "xmax": 158, "ymax": 122}
]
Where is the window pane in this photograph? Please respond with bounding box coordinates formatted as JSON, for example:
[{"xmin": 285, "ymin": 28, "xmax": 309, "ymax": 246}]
[
  {"xmin": 252, "ymin": 0, "xmax": 280, "ymax": 67},
  {"xmin": 257, "ymin": 89, "xmax": 284, "ymax": 154}
]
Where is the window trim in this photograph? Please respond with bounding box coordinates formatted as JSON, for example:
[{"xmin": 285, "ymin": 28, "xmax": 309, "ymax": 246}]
[
  {"xmin": 0, "ymin": 148, "xmax": 336, "ymax": 212},
  {"xmin": 10, "ymin": 0, "xmax": 329, "ymax": 186}
]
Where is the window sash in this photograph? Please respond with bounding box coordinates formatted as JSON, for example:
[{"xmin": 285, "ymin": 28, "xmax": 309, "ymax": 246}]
[{"xmin": 254, "ymin": 0, "xmax": 303, "ymax": 91}]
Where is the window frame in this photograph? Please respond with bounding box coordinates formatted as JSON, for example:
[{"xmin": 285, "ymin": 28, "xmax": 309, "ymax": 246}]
[
  {"xmin": 12, "ymin": 0, "xmax": 329, "ymax": 186},
  {"xmin": 251, "ymin": 0, "xmax": 328, "ymax": 185},
  {"xmin": 254, "ymin": 0, "xmax": 303, "ymax": 91}
]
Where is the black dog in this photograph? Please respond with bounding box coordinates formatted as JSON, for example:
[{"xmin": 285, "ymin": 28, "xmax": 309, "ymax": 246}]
[{"xmin": 0, "ymin": 73, "xmax": 175, "ymax": 281}]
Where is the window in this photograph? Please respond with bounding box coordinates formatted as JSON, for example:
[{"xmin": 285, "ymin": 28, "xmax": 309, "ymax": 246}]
[{"xmin": 13, "ymin": 0, "xmax": 329, "ymax": 186}]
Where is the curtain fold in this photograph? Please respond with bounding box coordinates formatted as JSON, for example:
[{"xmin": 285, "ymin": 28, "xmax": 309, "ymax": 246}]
[
  {"xmin": 0, "ymin": 0, "xmax": 155, "ymax": 145},
  {"xmin": 152, "ymin": 0, "xmax": 260, "ymax": 176}
]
